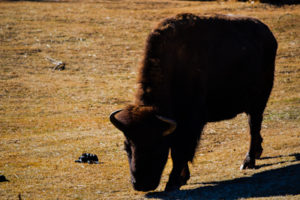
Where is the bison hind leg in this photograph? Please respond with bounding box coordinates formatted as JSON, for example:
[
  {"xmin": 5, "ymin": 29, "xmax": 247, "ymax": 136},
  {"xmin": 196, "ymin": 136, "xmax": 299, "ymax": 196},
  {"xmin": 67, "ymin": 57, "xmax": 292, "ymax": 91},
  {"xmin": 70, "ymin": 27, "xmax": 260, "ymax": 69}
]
[{"xmin": 241, "ymin": 112, "xmax": 264, "ymax": 170}]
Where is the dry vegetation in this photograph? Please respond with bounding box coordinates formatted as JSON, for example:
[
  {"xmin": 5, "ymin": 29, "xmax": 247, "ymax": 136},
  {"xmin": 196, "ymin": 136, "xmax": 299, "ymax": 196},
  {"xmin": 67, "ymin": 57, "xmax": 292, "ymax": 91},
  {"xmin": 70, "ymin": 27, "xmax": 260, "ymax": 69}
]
[{"xmin": 0, "ymin": 0, "xmax": 299, "ymax": 199}]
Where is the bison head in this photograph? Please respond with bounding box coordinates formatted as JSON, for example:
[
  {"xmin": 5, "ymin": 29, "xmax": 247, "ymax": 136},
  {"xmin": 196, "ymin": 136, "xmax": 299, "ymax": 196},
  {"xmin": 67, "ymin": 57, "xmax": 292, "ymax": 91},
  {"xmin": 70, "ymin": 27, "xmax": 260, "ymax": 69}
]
[{"xmin": 110, "ymin": 105, "xmax": 176, "ymax": 191}]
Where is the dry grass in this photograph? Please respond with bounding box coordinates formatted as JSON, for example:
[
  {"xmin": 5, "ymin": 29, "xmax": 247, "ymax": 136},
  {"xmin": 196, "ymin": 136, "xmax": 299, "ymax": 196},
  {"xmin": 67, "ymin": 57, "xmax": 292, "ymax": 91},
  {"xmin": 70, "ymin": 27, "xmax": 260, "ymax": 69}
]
[{"xmin": 0, "ymin": 0, "xmax": 299, "ymax": 199}]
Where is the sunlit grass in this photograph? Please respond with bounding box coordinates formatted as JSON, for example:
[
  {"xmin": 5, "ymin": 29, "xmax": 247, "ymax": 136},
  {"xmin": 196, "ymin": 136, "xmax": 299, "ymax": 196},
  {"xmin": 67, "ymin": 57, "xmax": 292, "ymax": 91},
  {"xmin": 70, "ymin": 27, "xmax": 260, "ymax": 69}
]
[{"xmin": 0, "ymin": 0, "xmax": 299, "ymax": 199}]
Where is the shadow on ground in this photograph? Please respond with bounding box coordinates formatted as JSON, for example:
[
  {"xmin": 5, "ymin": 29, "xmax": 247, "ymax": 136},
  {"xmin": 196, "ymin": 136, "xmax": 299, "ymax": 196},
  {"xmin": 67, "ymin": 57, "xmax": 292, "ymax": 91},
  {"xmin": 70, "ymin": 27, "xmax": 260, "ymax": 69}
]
[
  {"xmin": 146, "ymin": 154, "xmax": 300, "ymax": 200},
  {"xmin": 185, "ymin": 0, "xmax": 300, "ymax": 6},
  {"xmin": 259, "ymin": 0, "xmax": 300, "ymax": 5}
]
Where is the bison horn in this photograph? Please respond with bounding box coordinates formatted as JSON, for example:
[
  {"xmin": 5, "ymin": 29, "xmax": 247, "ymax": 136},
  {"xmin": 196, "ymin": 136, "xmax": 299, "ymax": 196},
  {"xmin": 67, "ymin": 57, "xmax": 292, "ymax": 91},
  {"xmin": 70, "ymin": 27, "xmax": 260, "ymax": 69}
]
[
  {"xmin": 110, "ymin": 109, "xmax": 126, "ymax": 131},
  {"xmin": 156, "ymin": 115, "xmax": 177, "ymax": 136}
]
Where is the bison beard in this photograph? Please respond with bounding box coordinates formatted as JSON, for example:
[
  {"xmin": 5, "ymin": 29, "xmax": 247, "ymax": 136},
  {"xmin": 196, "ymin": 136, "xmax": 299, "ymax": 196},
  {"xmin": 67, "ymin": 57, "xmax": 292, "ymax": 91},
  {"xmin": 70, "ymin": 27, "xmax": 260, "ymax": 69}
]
[{"xmin": 110, "ymin": 13, "xmax": 277, "ymax": 191}]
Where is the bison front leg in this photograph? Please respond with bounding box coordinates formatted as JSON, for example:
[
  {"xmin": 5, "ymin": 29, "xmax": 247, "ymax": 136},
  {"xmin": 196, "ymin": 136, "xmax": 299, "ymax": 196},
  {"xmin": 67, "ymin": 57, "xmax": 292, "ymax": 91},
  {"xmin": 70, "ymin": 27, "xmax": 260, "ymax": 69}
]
[
  {"xmin": 165, "ymin": 144, "xmax": 192, "ymax": 191},
  {"xmin": 241, "ymin": 113, "xmax": 263, "ymax": 169},
  {"xmin": 165, "ymin": 121, "xmax": 203, "ymax": 191},
  {"xmin": 165, "ymin": 162, "xmax": 190, "ymax": 191}
]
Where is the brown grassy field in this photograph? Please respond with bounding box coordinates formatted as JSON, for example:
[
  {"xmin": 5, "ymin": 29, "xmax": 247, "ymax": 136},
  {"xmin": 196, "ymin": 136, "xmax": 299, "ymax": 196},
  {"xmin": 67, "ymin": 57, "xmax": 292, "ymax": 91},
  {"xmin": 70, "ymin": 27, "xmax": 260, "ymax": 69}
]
[{"xmin": 0, "ymin": 0, "xmax": 299, "ymax": 199}]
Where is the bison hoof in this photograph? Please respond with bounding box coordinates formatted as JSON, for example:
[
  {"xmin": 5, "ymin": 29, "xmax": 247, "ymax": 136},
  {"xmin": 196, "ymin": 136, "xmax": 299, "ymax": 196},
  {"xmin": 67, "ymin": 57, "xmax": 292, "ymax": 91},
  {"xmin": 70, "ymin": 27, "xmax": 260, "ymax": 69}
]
[
  {"xmin": 165, "ymin": 173, "xmax": 189, "ymax": 191},
  {"xmin": 164, "ymin": 184, "xmax": 181, "ymax": 192},
  {"xmin": 165, "ymin": 178, "xmax": 188, "ymax": 191},
  {"xmin": 240, "ymin": 162, "xmax": 255, "ymax": 170},
  {"xmin": 240, "ymin": 154, "xmax": 256, "ymax": 170}
]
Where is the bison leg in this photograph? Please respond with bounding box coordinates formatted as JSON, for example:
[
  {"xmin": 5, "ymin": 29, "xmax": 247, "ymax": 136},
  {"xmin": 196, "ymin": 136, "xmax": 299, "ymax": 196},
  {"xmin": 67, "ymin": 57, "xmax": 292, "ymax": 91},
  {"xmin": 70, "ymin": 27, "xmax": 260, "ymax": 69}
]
[
  {"xmin": 165, "ymin": 161, "xmax": 190, "ymax": 191},
  {"xmin": 165, "ymin": 120, "xmax": 203, "ymax": 191},
  {"xmin": 241, "ymin": 113, "xmax": 263, "ymax": 169},
  {"xmin": 165, "ymin": 142, "xmax": 192, "ymax": 191}
]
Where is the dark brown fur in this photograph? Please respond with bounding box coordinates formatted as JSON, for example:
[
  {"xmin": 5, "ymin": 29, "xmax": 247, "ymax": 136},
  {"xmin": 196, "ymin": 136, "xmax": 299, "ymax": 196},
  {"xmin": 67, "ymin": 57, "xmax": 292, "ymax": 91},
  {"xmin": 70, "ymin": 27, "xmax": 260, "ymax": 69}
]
[{"xmin": 110, "ymin": 13, "xmax": 277, "ymax": 191}]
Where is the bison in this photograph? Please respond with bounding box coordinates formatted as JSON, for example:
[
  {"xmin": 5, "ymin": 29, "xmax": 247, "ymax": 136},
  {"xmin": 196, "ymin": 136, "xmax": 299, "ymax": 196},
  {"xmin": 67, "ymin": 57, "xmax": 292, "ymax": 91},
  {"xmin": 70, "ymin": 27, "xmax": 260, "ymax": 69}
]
[{"xmin": 110, "ymin": 13, "xmax": 277, "ymax": 191}]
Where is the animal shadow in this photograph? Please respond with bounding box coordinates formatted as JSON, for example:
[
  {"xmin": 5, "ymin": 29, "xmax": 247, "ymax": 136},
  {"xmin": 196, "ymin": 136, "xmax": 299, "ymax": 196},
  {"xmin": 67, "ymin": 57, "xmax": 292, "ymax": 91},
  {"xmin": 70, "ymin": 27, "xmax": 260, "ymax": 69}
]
[
  {"xmin": 186, "ymin": 0, "xmax": 300, "ymax": 5},
  {"xmin": 146, "ymin": 154, "xmax": 300, "ymax": 200},
  {"xmin": 255, "ymin": 153, "xmax": 300, "ymax": 169},
  {"xmin": 259, "ymin": 0, "xmax": 300, "ymax": 5}
]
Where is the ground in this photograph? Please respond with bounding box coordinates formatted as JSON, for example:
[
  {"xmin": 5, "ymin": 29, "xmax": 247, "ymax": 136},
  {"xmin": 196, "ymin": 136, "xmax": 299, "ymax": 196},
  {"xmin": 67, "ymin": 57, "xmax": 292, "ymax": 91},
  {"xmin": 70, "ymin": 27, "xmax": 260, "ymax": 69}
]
[{"xmin": 0, "ymin": 0, "xmax": 299, "ymax": 199}]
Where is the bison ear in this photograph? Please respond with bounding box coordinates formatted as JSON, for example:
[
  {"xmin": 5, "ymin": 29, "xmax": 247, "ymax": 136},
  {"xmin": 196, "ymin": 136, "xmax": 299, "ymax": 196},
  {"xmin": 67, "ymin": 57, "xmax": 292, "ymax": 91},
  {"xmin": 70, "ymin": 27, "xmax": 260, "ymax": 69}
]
[
  {"xmin": 110, "ymin": 109, "xmax": 128, "ymax": 132},
  {"xmin": 156, "ymin": 115, "xmax": 177, "ymax": 136}
]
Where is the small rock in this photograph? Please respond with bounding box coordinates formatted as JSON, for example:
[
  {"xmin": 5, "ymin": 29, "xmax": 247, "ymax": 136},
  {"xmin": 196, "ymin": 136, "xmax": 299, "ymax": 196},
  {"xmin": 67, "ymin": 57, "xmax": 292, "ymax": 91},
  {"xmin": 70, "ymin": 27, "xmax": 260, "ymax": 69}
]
[
  {"xmin": 53, "ymin": 62, "xmax": 65, "ymax": 71},
  {"xmin": 75, "ymin": 153, "xmax": 99, "ymax": 164},
  {"xmin": 0, "ymin": 175, "xmax": 8, "ymax": 182}
]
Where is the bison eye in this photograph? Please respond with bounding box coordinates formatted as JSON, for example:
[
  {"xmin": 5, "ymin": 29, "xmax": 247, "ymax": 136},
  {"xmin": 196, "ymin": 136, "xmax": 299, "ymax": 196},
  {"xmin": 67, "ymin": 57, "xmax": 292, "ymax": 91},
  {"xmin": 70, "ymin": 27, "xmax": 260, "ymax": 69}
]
[{"xmin": 124, "ymin": 141, "xmax": 132, "ymax": 156}]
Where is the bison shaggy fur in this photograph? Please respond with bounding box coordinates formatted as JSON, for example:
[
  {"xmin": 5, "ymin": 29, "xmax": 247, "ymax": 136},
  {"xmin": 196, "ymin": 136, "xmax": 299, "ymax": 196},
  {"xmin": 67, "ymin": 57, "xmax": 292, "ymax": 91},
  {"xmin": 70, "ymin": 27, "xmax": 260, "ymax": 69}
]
[{"xmin": 110, "ymin": 13, "xmax": 277, "ymax": 191}]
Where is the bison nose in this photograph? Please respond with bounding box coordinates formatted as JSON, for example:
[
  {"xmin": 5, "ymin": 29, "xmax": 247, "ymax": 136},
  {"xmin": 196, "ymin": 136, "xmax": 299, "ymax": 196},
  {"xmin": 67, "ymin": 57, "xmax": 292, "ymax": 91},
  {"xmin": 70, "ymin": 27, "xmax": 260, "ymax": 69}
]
[
  {"xmin": 131, "ymin": 177, "xmax": 143, "ymax": 191},
  {"xmin": 131, "ymin": 177, "xmax": 137, "ymax": 186},
  {"xmin": 131, "ymin": 175, "xmax": 137, "ymax": 183}
]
